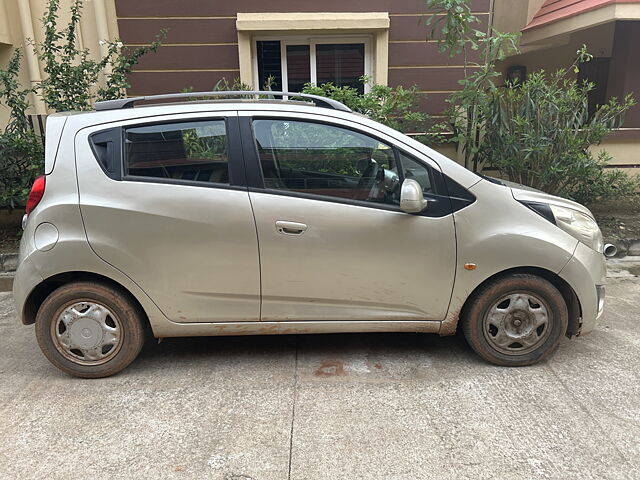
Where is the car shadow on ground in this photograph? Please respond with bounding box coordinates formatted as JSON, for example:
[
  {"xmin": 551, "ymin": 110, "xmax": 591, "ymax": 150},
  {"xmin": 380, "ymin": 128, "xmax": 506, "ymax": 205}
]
[{"xmin": 130, "ymin": 330, "xmax": 479, "ymax": 377}]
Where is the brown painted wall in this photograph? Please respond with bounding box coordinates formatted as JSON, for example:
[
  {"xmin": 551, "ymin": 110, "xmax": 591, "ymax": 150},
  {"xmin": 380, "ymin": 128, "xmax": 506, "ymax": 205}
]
[
  {"xmin": 116, "ymin": 1, "xmax": 491, "ymax": 17},
  {"xmin": 115, "ymin": 0, "xmax": 492, "ymax": 116}
]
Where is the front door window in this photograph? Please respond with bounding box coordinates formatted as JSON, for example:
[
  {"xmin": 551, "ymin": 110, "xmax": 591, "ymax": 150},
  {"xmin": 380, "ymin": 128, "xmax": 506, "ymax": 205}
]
[{"xmin": 253, "ymin": 119, "xmax": 401, "ymax": 205}]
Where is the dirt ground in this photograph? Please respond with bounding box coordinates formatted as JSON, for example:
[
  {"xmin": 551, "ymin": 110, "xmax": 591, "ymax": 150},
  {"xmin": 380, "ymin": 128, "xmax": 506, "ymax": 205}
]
[
  {"xmin": 0, "ymin": 225, "xmax": 21, "ymax": 254},
  {"xmin": 0, "ymin": 209, "xmax": 23, "ymax": 254},
  {"xmin": 589, "ymin": 195, "xmax": 640, "ymax": 241}
]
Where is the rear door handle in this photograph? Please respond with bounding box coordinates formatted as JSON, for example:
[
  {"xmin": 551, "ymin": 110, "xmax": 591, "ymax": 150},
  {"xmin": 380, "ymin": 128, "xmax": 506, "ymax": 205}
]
[{"xmin": 275, "ymin": 221, "xmax": 307, "ymax": 236}]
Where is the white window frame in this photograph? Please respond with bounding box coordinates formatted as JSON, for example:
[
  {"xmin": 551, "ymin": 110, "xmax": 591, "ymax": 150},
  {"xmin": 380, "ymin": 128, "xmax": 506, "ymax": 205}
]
[{"xmin": 252, "ymin": 35, "xmax": 373, "ymax": 93}]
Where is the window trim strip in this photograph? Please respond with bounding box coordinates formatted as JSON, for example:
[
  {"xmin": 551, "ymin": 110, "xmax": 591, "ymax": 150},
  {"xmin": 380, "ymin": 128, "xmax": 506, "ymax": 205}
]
[{"xmin": 121, "ymin": 175, "xmax": 248, "ymax": 192}]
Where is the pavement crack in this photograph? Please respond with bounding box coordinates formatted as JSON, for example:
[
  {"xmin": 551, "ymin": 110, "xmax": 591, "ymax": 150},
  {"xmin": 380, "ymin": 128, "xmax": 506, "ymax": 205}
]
[{"xmin": 287, "ymin": 337, "xmax": 299, "ymax": 480}]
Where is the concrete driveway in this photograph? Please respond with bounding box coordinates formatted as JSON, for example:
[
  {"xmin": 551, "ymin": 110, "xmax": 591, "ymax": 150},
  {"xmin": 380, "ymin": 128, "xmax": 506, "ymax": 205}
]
[{"xmin": 0, "ymin": 278, "xmax": 638, "ymax": 480}]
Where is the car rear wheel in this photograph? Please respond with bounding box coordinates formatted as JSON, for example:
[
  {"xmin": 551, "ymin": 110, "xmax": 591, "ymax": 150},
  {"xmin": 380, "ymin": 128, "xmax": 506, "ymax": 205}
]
[
  {"xmin": 35, "ymin": 282, "xmax": 146, "ymax": 378},
  {"xmin": 461, "ymin": 274, "xmax": 568, "ymax": 366}
]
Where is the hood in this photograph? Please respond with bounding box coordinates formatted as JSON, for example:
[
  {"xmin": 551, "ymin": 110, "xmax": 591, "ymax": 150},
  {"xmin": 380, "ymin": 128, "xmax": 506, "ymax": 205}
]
[
  {"xmin": 478, "ymin": 175, "xmax": 595, "ymax": 218},
  {"xmin": 497, "ymin": 178, "xmax": 542, "ymax": 193},
  {"xmin": 510, "ymin": 185, "xmax": 595, "ymax": 219}
]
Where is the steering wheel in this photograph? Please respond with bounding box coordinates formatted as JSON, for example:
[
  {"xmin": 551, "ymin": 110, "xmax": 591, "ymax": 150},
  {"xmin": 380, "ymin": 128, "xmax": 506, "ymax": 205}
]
[
  {"xmin": 356, "ymin": 159, "xmax": 380, "ymax": 195},
  {"xmin": 382, "ymin": 169, "xmax": 401, "ymax": 202}
]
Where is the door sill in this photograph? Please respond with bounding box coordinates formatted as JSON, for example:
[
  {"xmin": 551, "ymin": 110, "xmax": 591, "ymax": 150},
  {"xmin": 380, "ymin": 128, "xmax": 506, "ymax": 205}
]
[{"xmin": 152, "ymin": 319, "xmax": 442, "ymax": 338}]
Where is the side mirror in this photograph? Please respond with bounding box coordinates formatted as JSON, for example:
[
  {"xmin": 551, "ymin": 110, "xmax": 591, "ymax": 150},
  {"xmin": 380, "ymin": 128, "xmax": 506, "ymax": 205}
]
[{"xmin": 400, "ymin": 179, "xmax": 428, "ymax": 214}]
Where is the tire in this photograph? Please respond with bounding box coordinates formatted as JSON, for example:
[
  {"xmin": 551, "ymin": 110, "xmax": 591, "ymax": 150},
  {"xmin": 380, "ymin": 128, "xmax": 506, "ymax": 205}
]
[
  {"xmin": 35, "ymin": 282, "xmax": 146, "ymax": 378},
  {"xmin": 461, "ymin": 274, "xmax": 568, "ymax": 366}
]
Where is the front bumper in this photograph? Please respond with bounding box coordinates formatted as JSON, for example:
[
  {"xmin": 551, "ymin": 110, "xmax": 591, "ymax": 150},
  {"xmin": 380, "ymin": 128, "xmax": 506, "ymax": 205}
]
[
  {"xmin": 596, "ymin": 285, "xmax": 605, "ymax": 320},
  {"xmin": 558, "ymin": 242, "xmax": 607, "ymax": 335}
]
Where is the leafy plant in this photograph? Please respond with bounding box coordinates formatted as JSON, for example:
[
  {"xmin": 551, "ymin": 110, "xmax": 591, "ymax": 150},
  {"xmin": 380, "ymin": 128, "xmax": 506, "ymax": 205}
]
[
  {"xmin": 0, "ymin": 128, "xmax": 44, "ymax": 209},
  {"xmin": 97, "ymin": 33, "xmax": 166, "ymax": 102},
  {"xmin": 0, "ymin": 50, "xmax": 32, "ymax": 135},
  {"xmin": 482, "ymin": 70, "xmax": 636, "ymax": 204},
  {"xmin": 182, "ymin": 123, "xmax": 227, "ymax": 160},
  {"xmin": 212, "ymin": 77, "xmax": 254, "ymax": 93},
  {"xmin": 184, "ymin": 74, "xmax": 431, "ymax": 135},
  {"xmin": 1, "ymin": 0, "xmax": 164, "ymax": 208},
  {"xmin": 182, "ymin": 76, "xmax": 273, "ymax": 101},
  {"xmin": 0, "ymin": 50, "xmax": 44, "ymax": 209},
  {"xmin": 34, "ymin": 0, "xmax": 165, "ymax": 111},
  {"xmin": 426, "ymin": 0, "xmax": 520, "ymax": 171},
  {"xmin": 425, "ymin": 0, "xmax": 636, "ymax": 204},
  {"xmin": 302, "ymin": 76, "xmax": 433, "ymax": 135},
  {"xmin": 426, "ymin": 0, "xmax": 485, "ymax": 64}
]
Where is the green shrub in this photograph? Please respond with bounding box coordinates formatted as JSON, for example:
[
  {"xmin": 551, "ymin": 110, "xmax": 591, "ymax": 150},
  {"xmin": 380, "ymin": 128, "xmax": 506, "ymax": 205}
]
[
  {"xmin": 0, "ymin": 49, "xmax": 44, "ymax": 209},
  {"xmin": 482, "ymin": 70, "xmax": 636, "ymax": 204},
  {"xmin": 35, "ymin": 0, "xmax": 165, "ymax": 111},
  {"xmin": 426, "ymin": 0, "xmax": 637, "ymax": 204},
  {"xmin": 188, "ymin": 75, "xmax": 435, "ymax": 137},
  {"xmin": 302, "ymin": 77, "xmax": 431, "ymax": 134},
  {"xmin": 0, "ymin": 130, "xmax": 44, "ymax": 209},
  {"xmin": 181, "ymin": 77, "xmax": 256, "ymax": 100},
  {"xmin": 426, "ymin": 0, "xmax": 520, "ymax": 171},
  {"xmin": 0, "ymin": 0, "xmax": 164, "ymax": 208}
]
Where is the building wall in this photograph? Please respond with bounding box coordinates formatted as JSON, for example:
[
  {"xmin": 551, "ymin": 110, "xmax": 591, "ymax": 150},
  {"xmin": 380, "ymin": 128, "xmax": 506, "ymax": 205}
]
[
  {"xmin": 492, "ymin": 0, "xmax": 547, "ymax": 33},
  {"xmin": 114, "ymin": 0, "xmax": 491, "ymax": 118},
  {"xmin": 1, "ymin": 0, "xmax": 637, "ymax": 174},
  {"xmin": 0, "ymin": 0, "xmax": 119, "ymax": 126}
]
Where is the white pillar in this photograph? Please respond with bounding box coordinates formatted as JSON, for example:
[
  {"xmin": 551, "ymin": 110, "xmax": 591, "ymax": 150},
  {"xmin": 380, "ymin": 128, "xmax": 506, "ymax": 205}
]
[{"xmin": 16, "ymin": 0, "xmax": 47, "ymax": 114}]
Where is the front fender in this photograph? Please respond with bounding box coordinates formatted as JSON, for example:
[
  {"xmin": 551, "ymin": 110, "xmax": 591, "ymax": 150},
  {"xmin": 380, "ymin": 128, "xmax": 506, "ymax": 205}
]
[{"xmin": 441, "ymin": 180, "xmax": 579, "ymax": 334}]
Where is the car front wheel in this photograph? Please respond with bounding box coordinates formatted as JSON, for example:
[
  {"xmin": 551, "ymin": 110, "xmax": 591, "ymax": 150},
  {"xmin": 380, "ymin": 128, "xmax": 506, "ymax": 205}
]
[
  {"xmin": 35, "ymin": 281, "xmax": 146, "ymax": 378},
  {"xmin": 461, "ymin": 273, "xmax": 569, "ymax": 366}
]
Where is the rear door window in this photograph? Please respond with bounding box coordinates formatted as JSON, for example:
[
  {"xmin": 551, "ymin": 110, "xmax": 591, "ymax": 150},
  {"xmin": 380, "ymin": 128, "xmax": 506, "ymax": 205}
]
[{"xmin": 124, "ymin": 120, "xmax": 229, "ymax": 184}]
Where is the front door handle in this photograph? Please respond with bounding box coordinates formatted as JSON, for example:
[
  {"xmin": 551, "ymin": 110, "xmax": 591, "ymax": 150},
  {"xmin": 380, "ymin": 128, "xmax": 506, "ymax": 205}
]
[{"xmin": 275, "ymin": 221, "xmax": 307, "ymax": 236}]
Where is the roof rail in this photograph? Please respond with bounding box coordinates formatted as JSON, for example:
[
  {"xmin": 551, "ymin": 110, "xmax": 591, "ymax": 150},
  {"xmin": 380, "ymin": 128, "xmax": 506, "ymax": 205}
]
[{"xmin": 94, "ymin": 91, "xmax": 352, "ymax": 112}]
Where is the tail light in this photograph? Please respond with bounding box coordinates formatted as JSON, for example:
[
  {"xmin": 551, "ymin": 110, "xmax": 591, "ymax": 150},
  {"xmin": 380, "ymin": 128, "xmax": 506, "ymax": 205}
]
[{"xmin": 25, "ymin": 175, "xmax": 46, "ymax": 215}]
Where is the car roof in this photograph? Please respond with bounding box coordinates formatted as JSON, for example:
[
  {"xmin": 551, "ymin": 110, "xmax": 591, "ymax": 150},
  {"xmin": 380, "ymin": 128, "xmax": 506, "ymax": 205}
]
[
  {"xmin": 51, "ymin": 96, "xmax": 482, "ymax": 190},
  {"xmin": 95, "ymin": 91, "xmax": 351, "ymax": 112},
  {"xmin": 52, "ymin": 99, "xmax": 367, "ymax": 131},
  {"xmin": 53, "ymin": 90, "xmax": 354, "ymax": 124}
]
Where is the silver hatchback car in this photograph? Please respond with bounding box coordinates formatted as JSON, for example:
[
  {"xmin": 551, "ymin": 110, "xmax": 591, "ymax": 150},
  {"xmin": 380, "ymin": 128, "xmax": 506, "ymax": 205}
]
[{"xmin": 14, "ymin": 91, "xmax": 608, "ymax": 378}]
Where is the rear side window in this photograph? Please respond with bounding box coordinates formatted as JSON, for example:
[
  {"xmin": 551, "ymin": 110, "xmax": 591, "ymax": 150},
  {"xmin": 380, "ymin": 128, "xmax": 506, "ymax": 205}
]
[
  {"xmin": 90, "ymin": 128, "xmax": 122, "ymax": 180},
  {"xmin": 124, "ymin": 120, "xmax": 229, "ymax": 184}
]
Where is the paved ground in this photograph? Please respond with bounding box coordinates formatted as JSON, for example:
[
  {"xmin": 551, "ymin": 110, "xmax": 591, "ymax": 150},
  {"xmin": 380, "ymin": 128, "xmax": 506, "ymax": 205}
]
[{"xmin": 0, "ymin": 277, "xmax": 639, "ymax": 480}]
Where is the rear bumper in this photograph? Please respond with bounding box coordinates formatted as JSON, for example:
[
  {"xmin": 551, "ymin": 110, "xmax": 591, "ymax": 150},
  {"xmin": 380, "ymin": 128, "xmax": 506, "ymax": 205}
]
[
  {"xmin": 12, "ymin": 256, "xmax": 43, "ymax": 324},
  {"xmin": 559, "ymin": 242, "xmax": 607, "ymax": 335}
]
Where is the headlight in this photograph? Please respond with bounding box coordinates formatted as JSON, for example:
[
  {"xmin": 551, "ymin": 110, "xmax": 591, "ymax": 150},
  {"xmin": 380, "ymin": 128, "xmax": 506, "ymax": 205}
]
[{"xmin": 549, "ymin": 205, "xmax": 603, "ymax": 253}]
